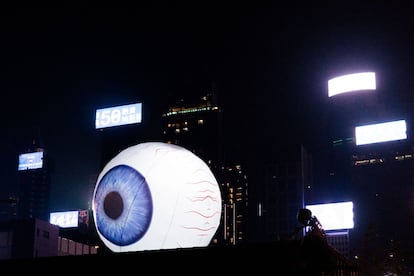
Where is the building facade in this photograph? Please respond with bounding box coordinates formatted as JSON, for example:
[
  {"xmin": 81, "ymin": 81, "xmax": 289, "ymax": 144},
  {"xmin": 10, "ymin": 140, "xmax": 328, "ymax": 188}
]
[
  {"xmin": 161, "ymin": 91, "xmax": 249, "ymax": 246},
  {"xmin": 256, "ymin": 144, "xmax": 313, "ymax": 243},
  {"xmin": 212, "ymin": 164, "xmax": 248, "ymax": 245},
  {"xmin": 161, "ymin": 92, "xmax": 223, "ymax": 165},
  {"xmin": 323, "ymin": 73, "xmax": 414, "ymax": 272},
  {"xmin": 0, "ymin": 217, "xmax": 98, "ymax": 260},
  {"xmin": 0, "ymin": 197, "xmax": 18, "ymax": 222}
]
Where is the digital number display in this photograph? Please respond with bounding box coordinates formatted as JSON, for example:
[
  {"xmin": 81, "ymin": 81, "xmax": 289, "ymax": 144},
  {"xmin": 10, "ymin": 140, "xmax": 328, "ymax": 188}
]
[{"xmin": 95, "ymin": 103, "xmax": 142, "ymax": 129}]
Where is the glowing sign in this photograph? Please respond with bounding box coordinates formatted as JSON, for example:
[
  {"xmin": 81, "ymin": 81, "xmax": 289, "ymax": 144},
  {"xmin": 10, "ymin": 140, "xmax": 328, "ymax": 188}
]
[
  {"xmin": 18, "ymin": 151, "xmax": 44, "ymax": 171},
  {"xmin": 50, "ymin": 211, "xmax": 79, "ymax": 228},
  {"xmin": 95, "ymin": 103, "xmax": 142, "ymax": 129},
  {"xmin": 306, "ymin": 201, "xmax": 354, "ymax": 231},
  {"xmin": 328, "ymin": 72, "xmax": 376, "ymax": 97},
  {"xmin": 92, "ymin": 142, "xmax": 222, "ymax": 253},
  {"xmin": 355, "ymin": 119, "xmax": 407, "ymax": 146}
]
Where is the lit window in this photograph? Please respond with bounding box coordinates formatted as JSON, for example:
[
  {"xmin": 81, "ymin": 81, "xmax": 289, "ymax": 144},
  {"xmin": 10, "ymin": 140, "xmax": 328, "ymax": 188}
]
[
  {"xmin": 369, "ymin": 158, "xmax": 381, "ymax": 164},
  {"xmin": 395, "ymin": 155, "xmax": 404, "ymax": 161},
  {"xmin": 198, "ymin": 119, "xmax": 204, "ymax": 125},
  {"xmin": 354, "ymin": 159, "xmax": 370, "ymax": 166}
]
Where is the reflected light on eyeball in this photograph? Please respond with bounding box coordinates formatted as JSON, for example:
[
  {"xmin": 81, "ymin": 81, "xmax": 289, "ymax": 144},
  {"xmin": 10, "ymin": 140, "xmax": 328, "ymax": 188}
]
[{"xmin": 92, "ymin": 142, "xmax": 222, "ymax": 253}]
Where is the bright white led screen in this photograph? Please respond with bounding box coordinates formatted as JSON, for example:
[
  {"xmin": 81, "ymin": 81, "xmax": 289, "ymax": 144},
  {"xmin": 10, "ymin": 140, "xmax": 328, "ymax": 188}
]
[
  {"xmin": 355, "ymin": 119, "xmax": 407, "ymax": 146},
  {"xmin": 306, "ymin": 201, "xmax": 354, "ymax": 231},
  {"xmin": 50, "ymin": 211, "xmax": 79, "ymax": 228},
  {"xmin": 95, "ymin": 103, "xmax": 142, "ymax": 129},
  {"xmin": 328, "ymin": 72, "xmax": 376, "ymax": 97}
]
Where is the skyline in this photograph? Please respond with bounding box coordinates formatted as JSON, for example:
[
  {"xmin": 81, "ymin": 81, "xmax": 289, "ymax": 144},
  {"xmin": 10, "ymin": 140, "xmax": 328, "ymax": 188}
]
[{"xmin": 2, "ymin": 6, "xmax": 414, "ymax": 217}]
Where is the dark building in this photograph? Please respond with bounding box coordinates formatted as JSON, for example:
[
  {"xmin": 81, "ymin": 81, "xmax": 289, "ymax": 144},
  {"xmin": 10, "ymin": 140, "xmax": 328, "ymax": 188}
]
[
  {"xmin": 0, "ymin": 196, "xmax": 18, "ymax": 222},
  {"xmin": 17, "ymin": 139, "xmax": 51, "ymax": 222},
  {"xmin": 0, "ymin": 217, "xmax": 98, "ymax": 260},
  {"xmin": 349, "ymin": 140, "xmax": 414, "ymax": 266},
  {"xmin": 161, "ymin": 89, "xmax": 249, "ymax": 246},
  {"xmin": 322, "ymin": 73, "xmax": 414, "ymax": 272},
  {"xmin": 325, "ymin": 230, "xmax": 351, "ymax": 259},
  {"xmin": 212, "ymin": 164, "xmax": 249, "ymax": 246},
  {"xmin": 255, "ymin": 144, "xmax": 313, "ymax": 243},
  {"xmin": 326, "ymin": 131, "xmax": 414, "ymax": 274},
  {"xmin": 161, "ymin": 92, "xmax": 224, "ymax": 165}
]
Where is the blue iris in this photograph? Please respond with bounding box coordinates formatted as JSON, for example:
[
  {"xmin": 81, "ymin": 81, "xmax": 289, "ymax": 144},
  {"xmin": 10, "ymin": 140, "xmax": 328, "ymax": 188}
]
[{"xmin": 94, "ymin": 164, "xmax": 153, "ymax": 246}]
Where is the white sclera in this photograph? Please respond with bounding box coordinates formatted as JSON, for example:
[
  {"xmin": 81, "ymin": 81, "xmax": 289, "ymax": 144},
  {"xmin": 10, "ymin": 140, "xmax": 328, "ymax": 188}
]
[{"xmin": 93, "ymin": 142, "xmax": 222, "ymax": 252}]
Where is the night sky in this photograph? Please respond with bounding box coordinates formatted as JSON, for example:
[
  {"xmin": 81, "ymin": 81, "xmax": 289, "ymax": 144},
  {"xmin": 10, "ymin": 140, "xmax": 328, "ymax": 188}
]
[{"xmin": 1, "ymin": 5, "xmax": 414, "ymax": 216}]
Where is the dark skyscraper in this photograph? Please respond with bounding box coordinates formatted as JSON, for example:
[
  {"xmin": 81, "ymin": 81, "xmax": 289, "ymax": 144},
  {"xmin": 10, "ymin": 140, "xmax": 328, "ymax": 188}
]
[
  {"xmin": 323, "ymin": 72, "xmax": 414, "ymax": 270},
  {"xmin": 161, "ymin": 86, "xmax": 249, "ymax": 245},
  {"xmin": 161, "ymin": 89, "xmax": 224, "ymax": 165},
  {"xmin": 17, "ymin": 139, "xmax": 51, "ymax": 222},
  {"xmin": 349, "ymin": 138, "xmax": 414, "ymax": 263},
  {"xmin": 0, "ymin": 196, "xmax": 18, "ymax": 222},
  {"xmin": 255, "ymin": 144, "xmax": 313, "ymax": 243},
  {"xmin": 214, "ymin": 164, "xmax": 249, "ymax": 245}
]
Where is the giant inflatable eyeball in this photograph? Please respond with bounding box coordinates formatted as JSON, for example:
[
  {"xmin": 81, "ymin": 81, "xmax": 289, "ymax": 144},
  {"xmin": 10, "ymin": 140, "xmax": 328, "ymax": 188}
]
[{"xmin": 92, "ymin": 142, "xmax": 222, "ymax": 253}]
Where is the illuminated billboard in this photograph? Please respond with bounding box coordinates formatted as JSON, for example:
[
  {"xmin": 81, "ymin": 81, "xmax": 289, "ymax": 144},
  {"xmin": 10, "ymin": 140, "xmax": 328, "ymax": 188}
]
[
  {"xmin": 305, "ymin": 201, "xmax": 354, "ymax": 231},
  {"xmin": 355, "ymin": 119, "xmax": 407, "ymax": 146},
  {"xmin": 328, "ymin": 72, "xmax": 376, "ymax": 97},
  {"xmin": 18, "ymin": 151, "xmax": 44, "ymax": 171},
  {"xmin": 95, "ymin": 102, "xmax": 142, "ymax": 129},
  {"xmin": 50, "ymin": 211, "xmax": 79, "ymax": 228},
  {"xmin": 92, "ymin": 142, "xmax": 222, "ymax": 253}
]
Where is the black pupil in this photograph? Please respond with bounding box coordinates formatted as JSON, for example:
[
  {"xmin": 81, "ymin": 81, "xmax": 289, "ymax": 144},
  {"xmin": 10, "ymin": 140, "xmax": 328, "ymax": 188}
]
[{"xmin": 104, "ymin": 191, "xmax": 124, "ymax": 219}]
